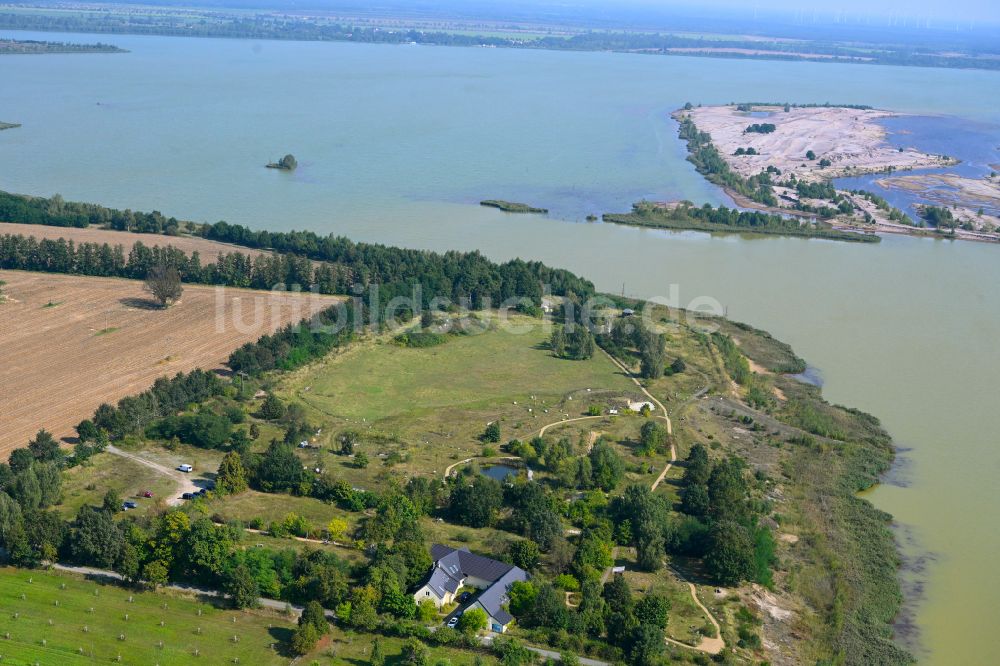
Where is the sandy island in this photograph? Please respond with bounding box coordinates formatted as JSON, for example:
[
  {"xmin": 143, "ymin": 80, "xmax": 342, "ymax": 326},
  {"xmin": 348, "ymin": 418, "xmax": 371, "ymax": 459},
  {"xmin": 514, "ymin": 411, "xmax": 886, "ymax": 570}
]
[
  {"xmin": 673, "ymin": 104, "xmax": 999, "ymax": 242},
  {"xmin": 683, "ymin": 104, "xmax": 955, "ymax": 182}
]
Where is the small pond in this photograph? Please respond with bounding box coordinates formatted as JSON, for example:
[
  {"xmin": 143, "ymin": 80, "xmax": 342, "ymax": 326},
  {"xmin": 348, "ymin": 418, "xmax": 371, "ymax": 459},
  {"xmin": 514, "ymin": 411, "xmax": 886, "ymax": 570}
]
[{"xmin": 481, "ymin": 465, "xmax": 519, "ymax": 482}]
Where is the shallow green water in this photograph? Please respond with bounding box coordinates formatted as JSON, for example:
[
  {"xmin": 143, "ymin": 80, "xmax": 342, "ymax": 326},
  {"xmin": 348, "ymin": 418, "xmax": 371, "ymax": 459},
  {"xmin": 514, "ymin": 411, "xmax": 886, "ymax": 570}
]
[{"xmin": 3, "ymin": 30, "xmax": 1000, "ymax": 662}]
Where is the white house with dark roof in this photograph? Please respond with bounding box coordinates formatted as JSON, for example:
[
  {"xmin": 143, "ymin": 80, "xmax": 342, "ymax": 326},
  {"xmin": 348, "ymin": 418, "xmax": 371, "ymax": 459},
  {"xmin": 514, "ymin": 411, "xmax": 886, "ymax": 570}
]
[{"xmin": 413, "ymin": 544, "xmax": 527, "ymax": 633}]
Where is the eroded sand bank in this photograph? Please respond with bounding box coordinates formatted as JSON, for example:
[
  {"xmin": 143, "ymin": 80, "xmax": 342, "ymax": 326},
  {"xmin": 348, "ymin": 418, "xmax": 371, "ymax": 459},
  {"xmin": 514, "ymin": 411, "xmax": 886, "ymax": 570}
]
[{"xmin": 684, "ymin": 105, "xmax": 955, "ymax": 182}]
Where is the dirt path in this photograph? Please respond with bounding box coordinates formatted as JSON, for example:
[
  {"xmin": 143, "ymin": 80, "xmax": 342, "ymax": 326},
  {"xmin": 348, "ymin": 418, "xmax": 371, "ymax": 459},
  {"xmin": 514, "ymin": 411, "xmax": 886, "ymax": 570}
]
[
  {"xmin": 536, "ymin": 414, "xmax": 604, "ymax": 438},
  {"xmin": 106, "ymin": 445, "xmax": 198, "ymax": 505},
  {"xmin": 664, "ymin": 573, "xmax": 726, "ymax": 655},
  {"xmin": 598, "ymin": 348, "xmax": 676, "ymax": 491},
  {"xmin": 595, "ymin": 350, "xmax": 726, "ymax": 655}
]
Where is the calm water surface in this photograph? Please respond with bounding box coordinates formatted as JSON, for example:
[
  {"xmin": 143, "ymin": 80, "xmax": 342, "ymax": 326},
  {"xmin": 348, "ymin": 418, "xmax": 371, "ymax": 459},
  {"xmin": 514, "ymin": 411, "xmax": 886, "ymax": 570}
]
[{"xmin": 3, "ymin": 31, "xmax": 1000, "ymax": 662}]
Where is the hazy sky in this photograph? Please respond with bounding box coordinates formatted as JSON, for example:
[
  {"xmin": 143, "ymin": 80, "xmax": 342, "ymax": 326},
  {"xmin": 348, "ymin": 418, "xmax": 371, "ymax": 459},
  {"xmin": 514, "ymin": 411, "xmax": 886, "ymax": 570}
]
[{"xmin": 618, "ymin": 0, "xmax": 998, "ymax": 23}]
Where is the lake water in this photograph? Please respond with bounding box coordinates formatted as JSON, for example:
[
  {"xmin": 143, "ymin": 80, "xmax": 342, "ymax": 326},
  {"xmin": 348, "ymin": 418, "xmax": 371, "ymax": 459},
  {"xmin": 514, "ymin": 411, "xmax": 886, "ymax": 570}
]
[
  {"xmin": 481, "ymin": 464, "xmax": 520, "ymax": 482},
  {"xmin": 835, "ymin": 114, "xmax": 1000, "ymax": 217},
  {"xmin": 3, "ymin": 30, "xmax": 1000, "ymax": 662}
]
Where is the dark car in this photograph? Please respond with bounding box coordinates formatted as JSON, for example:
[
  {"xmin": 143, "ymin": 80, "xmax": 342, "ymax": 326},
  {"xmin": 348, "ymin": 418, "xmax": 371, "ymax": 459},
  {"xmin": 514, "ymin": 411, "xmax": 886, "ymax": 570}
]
[
  {"xmin": 458, "ymin": 592, "xmax": 472, "ymax": 603},
  {"xmin": 181, "ymin": 492, "xmax": 194, "ymax": 500},
  {"xmin": 122, "ymin": 501, "xmax": 137, "ymax": 510}
]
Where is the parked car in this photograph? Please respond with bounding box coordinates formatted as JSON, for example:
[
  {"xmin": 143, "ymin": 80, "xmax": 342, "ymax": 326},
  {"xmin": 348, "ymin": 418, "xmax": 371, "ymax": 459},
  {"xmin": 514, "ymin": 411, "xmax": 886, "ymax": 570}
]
[
  {"xmin": 458, "ymin": 592, "xmax": 472, "ymax": 603},
  {"xmin": 181, "ymin": 492, "xmax": 194, "ymax": 500},
  {"xmin": 177, "ymin": 464, "xmax": 193, "ymax": 473},
  {"xmin": 141, "ymin": 490, "xmax": 153, "ymax": 498},
  {"xmin": 446, "ymin": 616, "xmax": 459, "ymax": 628},
  {"xmin": 121, "ymin": 501, "xmax": 137, "ymax": 510}
]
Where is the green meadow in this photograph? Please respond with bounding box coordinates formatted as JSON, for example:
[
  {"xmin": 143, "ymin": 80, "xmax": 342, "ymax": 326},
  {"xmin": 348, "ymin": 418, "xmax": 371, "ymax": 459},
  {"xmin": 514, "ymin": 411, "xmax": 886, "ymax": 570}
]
[{"xmin": 0, "ymin": 567, "xmax": 295, "ymax": 665}]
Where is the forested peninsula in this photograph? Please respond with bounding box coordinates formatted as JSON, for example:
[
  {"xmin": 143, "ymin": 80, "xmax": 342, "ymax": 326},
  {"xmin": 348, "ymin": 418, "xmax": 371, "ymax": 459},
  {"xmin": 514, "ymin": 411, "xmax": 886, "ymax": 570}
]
[{"xmin": 0, "ymin": 187, "xmax": 911, "ymax": 664}]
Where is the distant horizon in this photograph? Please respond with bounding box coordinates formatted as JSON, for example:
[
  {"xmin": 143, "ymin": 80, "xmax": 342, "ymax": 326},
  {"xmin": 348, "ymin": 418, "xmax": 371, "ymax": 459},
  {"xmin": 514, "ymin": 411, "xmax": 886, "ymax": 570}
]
[{"xmin": 26, "ymin": 0, "xmax": 1000, "ymax": 28}]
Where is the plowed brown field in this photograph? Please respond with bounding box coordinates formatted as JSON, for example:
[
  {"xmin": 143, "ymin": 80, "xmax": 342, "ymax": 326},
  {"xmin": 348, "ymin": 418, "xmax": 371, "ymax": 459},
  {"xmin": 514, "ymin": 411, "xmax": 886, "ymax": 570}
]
[
  {"xmin": 0, "ymin": 270, "xmax": 341, "ymax": 456},
  {"xmin": 0, "ymin": 223, "xmax": 267, "ymax": 262}
]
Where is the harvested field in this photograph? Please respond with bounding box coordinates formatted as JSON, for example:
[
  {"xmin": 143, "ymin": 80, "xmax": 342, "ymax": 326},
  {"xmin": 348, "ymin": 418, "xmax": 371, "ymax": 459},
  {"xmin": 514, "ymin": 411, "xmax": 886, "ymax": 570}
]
[
  {"xmin": 0, "ymin": 270, "xmax": 341, "ymax": 456},
  {"xmin": 682, "ymin": 104, "xmax": 954, "ymax": 181},
  {"xmin": 0, "ymin": 222, "xmax": 267, "ymax": 262}
]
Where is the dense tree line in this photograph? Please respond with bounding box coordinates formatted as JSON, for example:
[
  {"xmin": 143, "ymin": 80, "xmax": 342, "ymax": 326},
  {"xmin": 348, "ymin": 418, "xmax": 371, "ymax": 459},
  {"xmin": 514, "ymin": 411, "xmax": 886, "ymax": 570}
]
[
  {"xmin": 676, "ymin": 116, "xmax": 778, "ymax": 207},
  {"xmin": 0, "ymin": 190, "xmax": 182, "ymax": 232},
  {"xmin": 0, "ymin": 233, "xmax": 332, "ymax": 292},
  {"xmin": 0, "ymin": 39, "xmax": 124, "ymax": 54},
  {"xmin": 201, "ymin": 220, "xmax": 594, "ymax": 308},
  {"xmin": 920, "ymin": 205, "xmax": 957, "ymax": 229},
  {"xmin": 675, "ymin": 445, "xmax": 776, "ymax": 587},
  {"xmin": 606, "ymin": 200, "xmax": 880, "ymax": 242},
  {"xmin": 500, "ymin": 501, "xmax": 675, "ymax": 664},
  {"xmin": 509, "ymin": 435, "xmax": 627, "ymax": 490},
  {"xmin": 0, "ymin": 431, "xmax": 65, "ymax": 567},
  {"xmin": 226, "ymin": 300, "xmax": 361, "ymax": 376},
  {"xmin": 77, "ymin": 369, "xmax": 225, "ymax": 443},
  {"xmin": 2, "ymin": 189, "xmax": 597, "ymax": 309},
  {"xmin": 793, "ymin": 180, "xmax": 837, "ymax": 200},
  {"xmin": 549, "ymin": 324, "xmax": 595, "ymax": 360}
]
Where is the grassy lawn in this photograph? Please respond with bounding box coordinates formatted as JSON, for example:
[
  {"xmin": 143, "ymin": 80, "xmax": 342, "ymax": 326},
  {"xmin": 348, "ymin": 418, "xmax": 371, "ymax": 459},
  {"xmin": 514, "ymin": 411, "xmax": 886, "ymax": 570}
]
[
  {"xmin": 119, "ymin": 442, "xmax": 226, "ymax": 480},
  {"xmin": 58, "ymin": 453, "xmax": 178, "ymax": 519},
  {"xmin": 418, "ymin": 516, "xmax": 514, "ymax": 558},
  {"xmin": 275, "ymin": 316, "xmax": 637, "ymax": 492},
  {"xmin": 201, "ymin": 490, "xmax": 352, "ymax": 531},
  {"xmin": 316, "ymin": 627, "xmax": 497, "ymax": 665},
  {"xmin": 287, "ymin": 316, "xmax": 631, "ymax": 421},
  {"xmin": 0, "ymin": 567, "xmax": 295, "ymax": 665},
  {"xmin": 614, "ymin": 548, "xmax": 710, "ymax": 646}
]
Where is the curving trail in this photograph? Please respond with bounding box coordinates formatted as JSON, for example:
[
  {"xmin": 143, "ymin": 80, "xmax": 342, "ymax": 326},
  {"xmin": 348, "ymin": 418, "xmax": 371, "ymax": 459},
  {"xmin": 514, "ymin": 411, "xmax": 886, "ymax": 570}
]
[
  {"xmin": 536, "ymin": 414, "xmax": 604, "ymax": 438},
  {"xmin": 665, "ymin": 568, "xmax": 726, "ymax": 655},
  {"xmin": 598, "ymin": 349, "xmax": 726, "ymax": 655},
  {"xmin": 598, "ymin": 348, "xmax": 676, "ymax": 491}
]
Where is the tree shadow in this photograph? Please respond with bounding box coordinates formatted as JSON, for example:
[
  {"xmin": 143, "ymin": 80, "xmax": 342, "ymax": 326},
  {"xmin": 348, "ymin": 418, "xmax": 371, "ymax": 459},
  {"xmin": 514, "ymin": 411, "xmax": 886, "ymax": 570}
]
[
  {"xmin": 670, "ymin": 555, "xmax": 717, "ymax": 587},
  {"xmin": 120, "ymin": 297, "xmax": 163, "ymax": 310},
  {"xmin": 192, "ymin": 476, "xmax": 216, "ymax": 491},
  {"xmin": 267, "ymin": 626, "xmax": 295, "ymax": 657}
]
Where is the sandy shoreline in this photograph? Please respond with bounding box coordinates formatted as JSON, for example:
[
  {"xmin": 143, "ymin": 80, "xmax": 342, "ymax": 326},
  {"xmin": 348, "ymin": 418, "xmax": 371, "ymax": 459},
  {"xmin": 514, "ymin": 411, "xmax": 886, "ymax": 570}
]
[
  {"xmin": 681, "ymin": 104, "xmax": 955, "ymax": 182},
  {"xmin": 674, "ymin": 104, "xmax": 999, "ymax": 243}
]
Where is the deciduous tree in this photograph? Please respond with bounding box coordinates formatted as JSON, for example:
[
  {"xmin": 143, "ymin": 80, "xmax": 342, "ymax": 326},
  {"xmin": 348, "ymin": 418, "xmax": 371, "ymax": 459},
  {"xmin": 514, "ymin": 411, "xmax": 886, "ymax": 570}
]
[{"xmin": 144, "ymin": 264, "xmax": 183, "ymax": 307}]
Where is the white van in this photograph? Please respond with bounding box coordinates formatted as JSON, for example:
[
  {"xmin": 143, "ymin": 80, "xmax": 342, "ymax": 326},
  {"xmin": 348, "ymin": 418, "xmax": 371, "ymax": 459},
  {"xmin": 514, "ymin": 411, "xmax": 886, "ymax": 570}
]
[{"xmin": 177, "ymin": 464, "xmax": 193, "ymax": 473}]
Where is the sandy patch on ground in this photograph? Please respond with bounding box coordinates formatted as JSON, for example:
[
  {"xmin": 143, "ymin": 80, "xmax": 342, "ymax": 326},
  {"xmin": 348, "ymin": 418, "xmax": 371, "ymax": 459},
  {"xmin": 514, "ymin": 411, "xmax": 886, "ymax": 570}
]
[
  {"xmin": 778, "ymin": 533, "xmax": 799, "ymax": 544},
  {"xmin": 752, "ymin": 586, "xmax": 794, "ymax": 621},
  {"xmin": 0, "ymin": 223, "xmax": 268, "ymax": 262},
  {"xmin": 0, "ymin": 270, "xmax": 340, "ymax": 456},
  {"xmin": 683, "ymin": 105, "xmax": 954, "ymax": 182}
]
